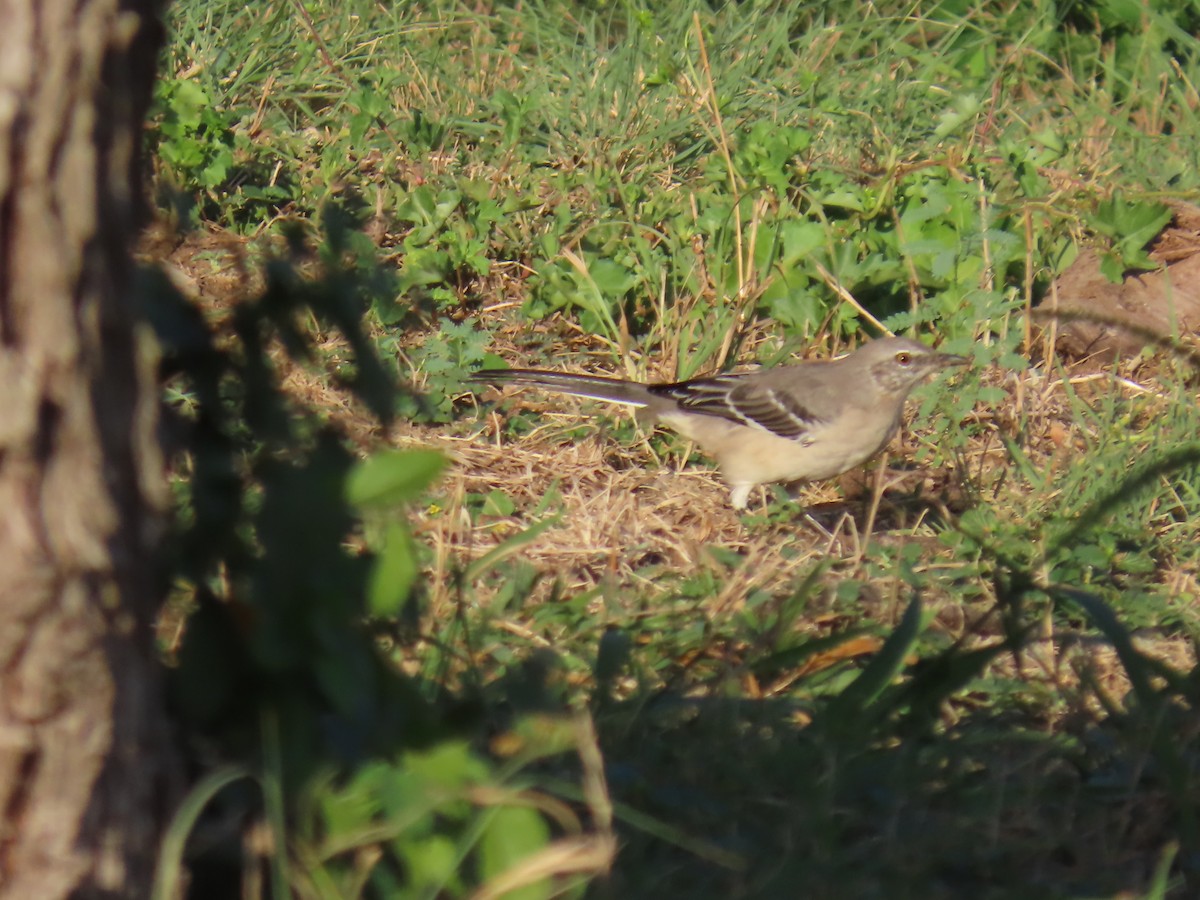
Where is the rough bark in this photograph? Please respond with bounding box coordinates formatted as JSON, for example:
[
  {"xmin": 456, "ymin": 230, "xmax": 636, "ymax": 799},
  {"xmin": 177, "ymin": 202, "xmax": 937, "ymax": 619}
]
[{"xmin": 0, "ymin": 1, "xmax": 174, "ymax": 897}]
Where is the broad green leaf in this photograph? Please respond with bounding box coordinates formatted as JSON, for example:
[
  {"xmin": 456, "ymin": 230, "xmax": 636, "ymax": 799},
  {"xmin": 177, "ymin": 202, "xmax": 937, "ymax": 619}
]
[
  {"xmin": 1099, "ymin": 251, "xmax": 1125, "ymax": 283},
  {"xmin": 933, "ymin": 93, "xmax": 981, "ymax": 139},
  {"xmin": 399, "ymin": 834, "xmax": 461, "ymax": 891},
  {"xmin": 321, "ymin": 764, "xmax": 385, "ymax": 837},
  {"xmin": 406, "ymin": 741, "xmax": 490, "ymax": 789},
  {"xmin": 482, "ymin": 490, "xmax": 516, "ymax": 517},
  {"xmin": 588, "ymin": 258, "xmax": 637, "ymax": 295},
  {"xmin": 345, "ymin": 450, "xmax": 445, "ymax": 508},
  {"xmin": 778, "ymin": 220, "xmax": 825, "ymax": 265},
  {"xmin": 478, "ymin": 805, "xmax": 552, "ymax": 900},
  {"xmin": 367, "ymin": 521, "xmax": 417, "ymax": 617},
  {"xmin": 397, "ymin": 246, "xmax": 451, "ymax": 290}
]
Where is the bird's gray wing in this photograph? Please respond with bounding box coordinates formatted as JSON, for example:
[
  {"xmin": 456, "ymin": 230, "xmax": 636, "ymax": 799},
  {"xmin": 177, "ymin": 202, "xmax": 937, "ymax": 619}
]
[{"xmin": 650, "ymin": 373, "xmax": 826, "ymax": 440}]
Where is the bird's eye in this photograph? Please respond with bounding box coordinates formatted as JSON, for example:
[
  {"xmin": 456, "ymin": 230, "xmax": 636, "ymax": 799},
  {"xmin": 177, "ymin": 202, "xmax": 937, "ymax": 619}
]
[{"xmin": 895, "ymin": 351, "xmax": 913, "ymax": 366}]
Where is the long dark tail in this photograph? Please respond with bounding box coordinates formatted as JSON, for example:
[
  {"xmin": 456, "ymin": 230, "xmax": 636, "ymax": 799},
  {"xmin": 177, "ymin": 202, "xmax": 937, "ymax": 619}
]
[{"xmin": 469, "ymin": 369, "xmax": 656, "ymax": 408}]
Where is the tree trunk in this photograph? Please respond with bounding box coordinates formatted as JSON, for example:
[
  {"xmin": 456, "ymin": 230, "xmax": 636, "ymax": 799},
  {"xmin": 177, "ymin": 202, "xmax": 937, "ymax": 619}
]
[{"xmin": 0, "ymin": 1, "xmax": 174, "ymax": 897}]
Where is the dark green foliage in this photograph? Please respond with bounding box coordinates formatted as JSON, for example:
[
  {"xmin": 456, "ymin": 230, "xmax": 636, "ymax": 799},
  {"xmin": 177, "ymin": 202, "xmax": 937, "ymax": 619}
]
[
  {"xmin": 144, "ymin": 216, "xmax": 590, "ymax": 898},
  {"xmin": 143, "ymin": 216, "xmax": 435, "ymax": 783}
]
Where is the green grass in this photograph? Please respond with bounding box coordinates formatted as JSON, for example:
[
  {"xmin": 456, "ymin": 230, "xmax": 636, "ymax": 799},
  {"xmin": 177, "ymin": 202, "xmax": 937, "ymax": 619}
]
[{"xmin": 148, "ymin": 1, "xmax": 1200, "ymax": 897}]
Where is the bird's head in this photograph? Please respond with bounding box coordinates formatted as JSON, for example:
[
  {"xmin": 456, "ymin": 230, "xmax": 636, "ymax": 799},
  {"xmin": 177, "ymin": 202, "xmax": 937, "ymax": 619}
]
[{"xmin": 861, "ymin": 336, "xmax": 970, "ymax": 394}]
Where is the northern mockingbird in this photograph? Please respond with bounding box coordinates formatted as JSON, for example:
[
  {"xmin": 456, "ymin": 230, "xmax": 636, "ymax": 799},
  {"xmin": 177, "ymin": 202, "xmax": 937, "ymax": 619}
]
[{"xmin": 472, "ymin": 336, "xmax": 968, "ymax": 510}]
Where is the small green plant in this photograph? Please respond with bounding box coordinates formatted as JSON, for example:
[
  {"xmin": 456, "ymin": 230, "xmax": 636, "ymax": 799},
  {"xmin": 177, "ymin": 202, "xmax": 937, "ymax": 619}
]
[
  {"xmin": 391, "ymin": 320, "xmax": 492, "ymax": 424},
  {"xmin": 150, "ymin": 78, "xmax": 292, "ymax": 227},
  {"xmin": 144, "ymin": 209, "xmax": 611, "ymax": 896},
  {"xmin": 153, "ymin": 79, "xmax": 235, "ymax": 197},
  {"xmin": 347, "ymin": 449, "xmax": 446, "ymax": 617},
  {"xmin": 154, "ymin": 723, "xmax": 609, "ymax": 900},
  {"xmin": 298, "ymin": 740, "xmax": 566, "ymax": 899},
  {"xmin": 1090, "ymin": 192, "xmax": 1173, "ymax": 281}
]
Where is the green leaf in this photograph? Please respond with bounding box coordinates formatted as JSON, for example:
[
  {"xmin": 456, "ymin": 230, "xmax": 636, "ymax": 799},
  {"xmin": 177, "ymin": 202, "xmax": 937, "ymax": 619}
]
[
  {"xmin": 932, "ymin": 93, "xmax": 981, "ymax": 140},
  {"xmin": 165, "ymin": 79, "xmax": 211, "ymax": 129},
  {"xmin": 153, "ymin": 766, "xmax": 253, "ymax": 900},
  {"xmin": 1071, "ymin": 543, "xmax": 1109, "ymax": 568},
  {"xmin": 407, "ymin": 741, "xmax": 490, "ymax": 789},
  {"xmin": 1145, "ymin": 842, "xmax": 1180, "ymax": 900},
  {"xmin": 1099, "ymin": 250, "xmax": 1125, "ymax": 283},
  {"xmin": 345, "ymin": 450, "xmax": 445, "ymax": 508},
  {"xmin": 482, "ymin": 490, "xmax": 516, "ymax": 517},
  {"xmin": 321, "ymin": 764, "xmax": 385, "ymax": 836},
  {"xmin": 778, "ymin": 220, "xmax": 825, "ymax": 265},
  {"xmin": 478, "ymin": 805, "xmax": 552, "ymax": 900},
  {"xmin": 367, "ymin": 521, "xmax": 418, "ymax": 616},
  {"xmin": 588, "ymin": 258, "xmax": 637, "ymax": 296},
  {"xmin": 399, "ymin": 834, "xmax": 462, "ymax": 891},
  {"xmin": 823, "ymin": 596, "xmax": 924, "ymax": 726},
  {"xmin": 397, "ymin": 246, "xmax": 452, "ymax": 290},
  {"xmin": 1099, "ymin": 0, "xmax": 1149, "ymax": 29}
]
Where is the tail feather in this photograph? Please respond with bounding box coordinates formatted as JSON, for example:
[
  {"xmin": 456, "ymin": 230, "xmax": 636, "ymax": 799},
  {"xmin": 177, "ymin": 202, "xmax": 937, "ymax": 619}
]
[{"xmin": 470, "ymin": 369, "xmax": 655, "ymax": 408}]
